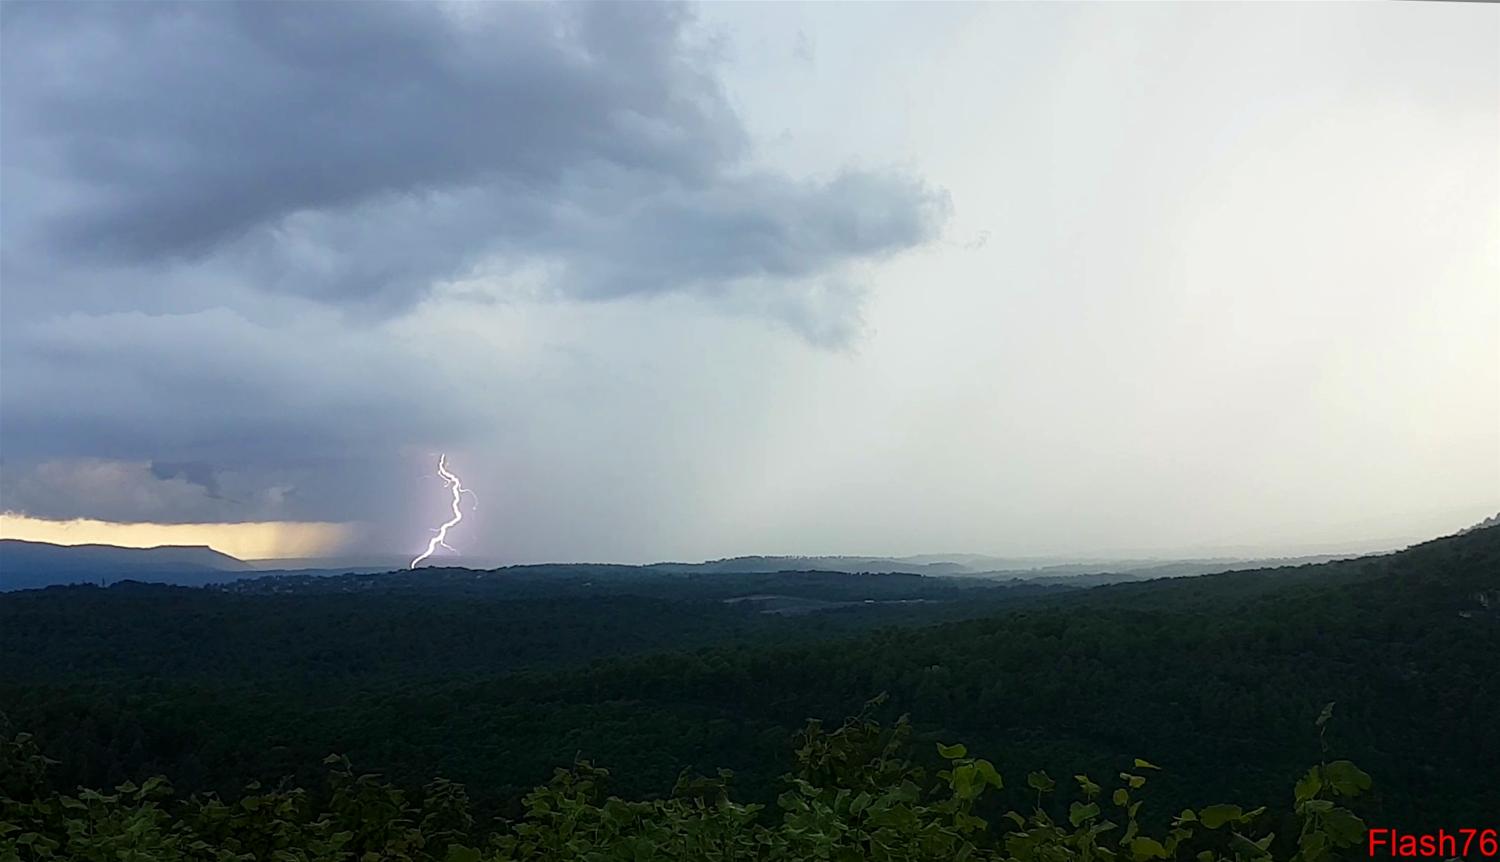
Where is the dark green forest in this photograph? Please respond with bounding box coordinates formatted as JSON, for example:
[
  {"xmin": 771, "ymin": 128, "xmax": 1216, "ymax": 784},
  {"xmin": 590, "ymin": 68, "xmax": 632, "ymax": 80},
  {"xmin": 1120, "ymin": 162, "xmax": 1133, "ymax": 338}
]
[{"xmin": 2, "ymin": 526, "xmax": 1497, "ymax": 859}]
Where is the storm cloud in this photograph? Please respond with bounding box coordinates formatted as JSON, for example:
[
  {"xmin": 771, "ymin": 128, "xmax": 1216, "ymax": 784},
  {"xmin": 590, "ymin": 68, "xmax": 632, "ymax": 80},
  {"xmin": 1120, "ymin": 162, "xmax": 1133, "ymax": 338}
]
[
  {"xmin": 1, "ymin": 2, "xmax": 1493, "ymax": 562},
  {"xmin": 0, "ymin": 1, "xmax": 946, "ymax": 531},
  {"xmin": 2, "ymin": 1, "xmax": 945, "ymax": 314}
]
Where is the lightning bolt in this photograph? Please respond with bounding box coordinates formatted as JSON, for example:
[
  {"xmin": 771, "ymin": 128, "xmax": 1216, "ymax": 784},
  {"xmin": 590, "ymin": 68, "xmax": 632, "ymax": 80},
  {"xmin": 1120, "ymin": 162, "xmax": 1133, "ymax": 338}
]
[{"xmin": 410, "ymin": 453, "xmax": 477, "ymax": 569}]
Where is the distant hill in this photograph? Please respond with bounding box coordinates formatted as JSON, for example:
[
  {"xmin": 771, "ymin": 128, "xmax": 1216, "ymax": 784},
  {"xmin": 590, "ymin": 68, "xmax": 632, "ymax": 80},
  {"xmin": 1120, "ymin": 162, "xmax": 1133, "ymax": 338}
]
[
  {"xmin": 1459, "ymin": 511, "xmax": 1500, "ymax": 534},
  {"xmin": 0, "ymin": 539, "xmax": 253, "ymax": 591},
  {"xmin": 0, "ymin": 541, "xmax": 1380, "ymax": 593},
  {"xmin": 249, "ymin": 554, "xmax": 446, "ymax": 572},
  {"xmin": 645, "ymin": 551, "xmax": 1364, "ymax": 582},
  {"xmin": 648, "ymin": 555, "xmax": 975, "ymax": 576}
]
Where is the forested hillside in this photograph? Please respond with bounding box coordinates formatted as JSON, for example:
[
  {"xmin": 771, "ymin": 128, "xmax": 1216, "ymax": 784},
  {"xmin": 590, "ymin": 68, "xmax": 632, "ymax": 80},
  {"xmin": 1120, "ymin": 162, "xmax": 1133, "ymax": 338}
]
[
  {"xmin": 0, "ymin": 569, "xmax": 1050, "ymax": 686},
  {"xmin": 1, "ymin": 526, "xmax": 1495, "ymax": 843}
]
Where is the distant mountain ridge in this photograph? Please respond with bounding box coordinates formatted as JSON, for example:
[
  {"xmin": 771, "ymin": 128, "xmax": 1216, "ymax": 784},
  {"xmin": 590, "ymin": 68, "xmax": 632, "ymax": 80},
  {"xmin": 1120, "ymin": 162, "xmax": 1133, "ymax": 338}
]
[
  {"xmin": 4, "ymin": 525, "xmax": 1476, "ymax": 593},
  {"xmin": 648, "ymin": 555, "xmax": 975, "ymax": 576},
  {"xmin": 0, "ymin": 539, "xmax": 252, "ymax": 591},
  {"xmin": 646, "ymin": 552, "xmax": 1363, "ymax": 580},
  {"xmin": 1458, "ymin": 512, "xmax": 1500, "ymax": 535}
]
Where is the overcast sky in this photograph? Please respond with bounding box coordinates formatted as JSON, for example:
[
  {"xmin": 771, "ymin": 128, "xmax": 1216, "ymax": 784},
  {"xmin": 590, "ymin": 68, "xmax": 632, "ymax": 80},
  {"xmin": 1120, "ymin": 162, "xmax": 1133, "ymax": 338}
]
[{"xmin": 1, "ymin": 1, "xmax": 1496, "ymax": 563}]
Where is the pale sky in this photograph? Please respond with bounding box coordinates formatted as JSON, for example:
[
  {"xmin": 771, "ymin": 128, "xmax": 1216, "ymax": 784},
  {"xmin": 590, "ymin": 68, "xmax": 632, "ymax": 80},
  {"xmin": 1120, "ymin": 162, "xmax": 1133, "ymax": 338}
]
[{"xmin": 1, "ymin": 2, "xmax": 1496, "ymax": 562}]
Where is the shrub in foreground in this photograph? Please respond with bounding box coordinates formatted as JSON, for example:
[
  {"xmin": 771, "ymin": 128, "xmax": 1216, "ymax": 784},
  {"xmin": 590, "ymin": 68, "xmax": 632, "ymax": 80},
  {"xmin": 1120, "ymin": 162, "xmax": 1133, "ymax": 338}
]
[{"xmin": 0, "ymin": 702, "xmax": 1371, "ymax": 862}]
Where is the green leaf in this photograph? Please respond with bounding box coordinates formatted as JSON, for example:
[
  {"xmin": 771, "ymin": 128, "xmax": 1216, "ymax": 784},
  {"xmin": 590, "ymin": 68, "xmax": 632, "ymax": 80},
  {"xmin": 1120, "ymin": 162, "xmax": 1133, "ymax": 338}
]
[
  {"xmin": 1300, "ymin": 831, "xmax": 1329, "ymax": 861},
  {"xmin": 974, "ymin": 758, "xmax": 1003, "ymax": 790},
  {"xmin": 1300, "ymin": 799, "xmax": 1333, "ymax": 813},
  {"xmin": 937, "ymin": 742, "xmax": 968, "ymax": 759},
  {"xmin": 140, "ymin": 776, "xmax": 171, "ymax": 796},
  {"xmin": 1070, "ymin": 802, "xmax": 1101, "ymax": 827},
  {"xmin": 1075, "ymin": 773, "xmax": 1101, "ymax": 799},
  {"xmin": 957, "ymin": 812, "xmax": 988, "ymax": 832},
  {"xmin": 1027, "ymin": 771, "xmax": 1055, "ymax": 792},
  {"xmin": 1294, "ymin": 767, "xmax": 1322, "ymax": 803},
  {"xmin": 1199, "ymin": 804, "xmax": 1243, "ymax": 829},
  {"xmin": 952, "ymin": 764, "xmax": 979, "ymax": 799},
  {"xmin": 1322, "ymin": 807, "xmax": 1366, "ymax": 846},
  {"xmin": 445, "ymin": 845, "xmax": 483, "ymax": 862},
  {"xmin": 1133, "ymin": 758, "xmax": 1161, "ymax": 771},
  {"xmin": 1322, "ymin": 761, "xmax": 1371, "ymax": 797},
  {"xmin": 1120, "ymin": 772, "xmax": 1146, "ymax": 789},
  {"xmin": 1230, "ymin": 831, "xmax": 1275, "ymax": 859},
  {"xmin": 1131, "ymin": 837, "xmax": 1168, "ymax": 860},
  {"xmin": 1113, "ymin": 788, "xmax": 1130, "ymax": 806}
]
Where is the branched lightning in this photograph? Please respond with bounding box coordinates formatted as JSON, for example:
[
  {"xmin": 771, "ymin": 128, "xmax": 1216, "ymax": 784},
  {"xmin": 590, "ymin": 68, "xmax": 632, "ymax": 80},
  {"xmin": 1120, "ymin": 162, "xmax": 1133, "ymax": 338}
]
[{"xmin": 410, "ymin": 454, "xmax": 477, "ymax": 569}]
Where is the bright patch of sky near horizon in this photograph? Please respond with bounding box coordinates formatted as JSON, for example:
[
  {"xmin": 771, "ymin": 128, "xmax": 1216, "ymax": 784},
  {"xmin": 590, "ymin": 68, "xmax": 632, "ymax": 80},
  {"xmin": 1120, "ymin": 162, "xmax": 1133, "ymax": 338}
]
[
  {"xmin": 0, "ymin": 2, "xmax": 1495, "ymax": 563},
  {"xmin": 0, "ymin": 514, "xmax": 351, "ymax": 561}
]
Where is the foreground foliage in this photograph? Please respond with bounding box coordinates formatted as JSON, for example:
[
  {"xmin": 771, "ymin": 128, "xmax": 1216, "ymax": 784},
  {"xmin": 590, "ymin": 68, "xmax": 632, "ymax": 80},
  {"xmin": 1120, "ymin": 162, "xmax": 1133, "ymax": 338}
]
[{"xmin": 1, "ymin": 700, "xmax": 1372, "ymax": 862}]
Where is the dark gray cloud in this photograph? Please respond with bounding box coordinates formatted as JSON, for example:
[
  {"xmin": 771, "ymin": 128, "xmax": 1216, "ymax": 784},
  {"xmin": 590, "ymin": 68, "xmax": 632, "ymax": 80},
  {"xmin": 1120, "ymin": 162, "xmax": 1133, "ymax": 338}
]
[
  {"xmin": 0, "ymin": 1, "xmax": 946, "ymax": 527},
  {"xmin": 2, "ymin": 1, "xmax": 945, "ymax": 315},
  {"xmin": 0, "ymin": 305, "xmax": 483, "ymax": 524},
  {"xmin": 2, "ymin": 459, "xmax": 223, "ymax": 524},
  {"xmin": 149, "ymin": 461, "xmax": 222, "ymax": 499},
  {"xmin": 4, "ymin": 2, "xmax": 734, "ymax": 260}
]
